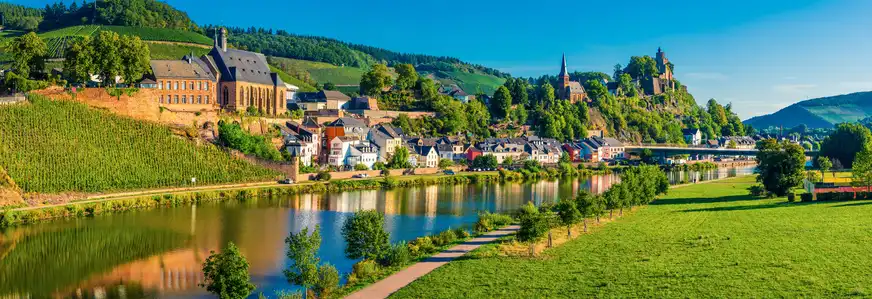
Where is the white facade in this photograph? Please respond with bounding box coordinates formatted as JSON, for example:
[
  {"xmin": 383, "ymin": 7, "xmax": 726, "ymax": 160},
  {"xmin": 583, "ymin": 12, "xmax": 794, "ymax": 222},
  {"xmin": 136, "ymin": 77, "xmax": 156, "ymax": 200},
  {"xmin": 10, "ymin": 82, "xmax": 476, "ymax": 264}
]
[{"xmin": 327, "ymin": 137, "xmax": 360, "ymax": 167}]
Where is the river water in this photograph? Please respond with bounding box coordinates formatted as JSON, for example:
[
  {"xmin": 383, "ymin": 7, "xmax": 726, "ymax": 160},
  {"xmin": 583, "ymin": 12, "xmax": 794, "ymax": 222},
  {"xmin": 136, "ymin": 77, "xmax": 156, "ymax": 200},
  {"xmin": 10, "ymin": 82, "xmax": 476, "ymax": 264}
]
[{"xmin": 0, "ymin": 166, "xmax": 754, "ymax": 298}]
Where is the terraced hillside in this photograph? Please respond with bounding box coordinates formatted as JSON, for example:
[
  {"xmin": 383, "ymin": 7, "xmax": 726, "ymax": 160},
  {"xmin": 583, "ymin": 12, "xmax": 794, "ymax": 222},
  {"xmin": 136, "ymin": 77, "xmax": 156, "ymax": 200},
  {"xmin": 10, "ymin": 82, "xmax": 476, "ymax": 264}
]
[{"xmin": 0, "ymin": 95, "xmax": 278, "ymax": 194}]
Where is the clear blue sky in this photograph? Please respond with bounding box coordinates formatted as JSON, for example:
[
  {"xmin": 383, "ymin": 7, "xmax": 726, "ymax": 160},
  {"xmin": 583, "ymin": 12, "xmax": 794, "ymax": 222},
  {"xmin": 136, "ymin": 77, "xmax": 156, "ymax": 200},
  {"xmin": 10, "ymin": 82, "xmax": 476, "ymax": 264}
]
[{"xmin": 13, "ymin": 0, "xmax": 872, "ymax": 119}]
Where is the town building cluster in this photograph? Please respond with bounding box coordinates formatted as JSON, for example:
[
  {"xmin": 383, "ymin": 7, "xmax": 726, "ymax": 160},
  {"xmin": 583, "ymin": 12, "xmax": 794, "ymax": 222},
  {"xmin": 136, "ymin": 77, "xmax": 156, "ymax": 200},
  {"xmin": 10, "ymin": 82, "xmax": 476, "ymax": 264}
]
[{"xmin": 279, "ymin": 117, "xmax": 627, "ymax": 170}]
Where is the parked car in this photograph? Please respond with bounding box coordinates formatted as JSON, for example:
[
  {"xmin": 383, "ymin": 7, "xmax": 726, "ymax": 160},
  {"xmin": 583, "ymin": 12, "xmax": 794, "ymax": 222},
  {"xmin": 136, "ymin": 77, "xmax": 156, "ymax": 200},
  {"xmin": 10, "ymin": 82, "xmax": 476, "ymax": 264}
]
[
  {"xmin": 279, "ymin": 178, "xmax": 294, "ymax": 184},
  {"xmin": 444, "ymin": 170, "xmax": 456, "ymax": 175},
  {"xmin": 354, "ymin": 173, "xmax": 370, "ymax": 178}
]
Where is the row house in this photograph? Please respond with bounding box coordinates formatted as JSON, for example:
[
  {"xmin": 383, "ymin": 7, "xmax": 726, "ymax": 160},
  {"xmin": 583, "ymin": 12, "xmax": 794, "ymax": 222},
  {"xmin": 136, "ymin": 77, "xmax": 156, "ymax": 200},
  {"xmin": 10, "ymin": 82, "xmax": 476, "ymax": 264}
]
[
  {"xmin": 718, "ymin": 136, "xmax": 756, "ymax": 149},
  {"xmin": 562, "ymin": 143, "xmax": 584, "ymax": 162},
  {"xmin": 580, "ymin": 136, "xmax": 625, "ymax": 161},
  {"xmin": 148, "ymin": 55, "xmax": 218, "ymax": 111},
  {"xmin": 368, "ymin": 124, "xmax": 405, "ymax": 162},
  {"xmin": 412, "ymin": 145, "xmax": 439, "ymax": 168},
  {"xmin": 474, "ymin": 138, "xmax": 528, "ymax": 164},
  {"xmin": 327, "ymin": 136, "xmax": 361, "ymax": 168},
  {"xmin": 283, "ymin": 121, "xmax": 320, "ymax": 166},
  {"xmin": 526, "ymin": 136, "xmax": 562, "ymax": 164},
  {"xmin": 347, "ymin": 142, "xmax": 380, "ymax": 169}
]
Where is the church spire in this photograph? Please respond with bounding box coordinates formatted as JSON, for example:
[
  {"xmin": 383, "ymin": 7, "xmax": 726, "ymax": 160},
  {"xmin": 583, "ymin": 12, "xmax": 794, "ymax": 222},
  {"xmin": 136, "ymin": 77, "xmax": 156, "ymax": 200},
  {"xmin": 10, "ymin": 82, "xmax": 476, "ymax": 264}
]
[{"xmin": 559, "ymin": 52, "xmax": 568, "ymax": 78}]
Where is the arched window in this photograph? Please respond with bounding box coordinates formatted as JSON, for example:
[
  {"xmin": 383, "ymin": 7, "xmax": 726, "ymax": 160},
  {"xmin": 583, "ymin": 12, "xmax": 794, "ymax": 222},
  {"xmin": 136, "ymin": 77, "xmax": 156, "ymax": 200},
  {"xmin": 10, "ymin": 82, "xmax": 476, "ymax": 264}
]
[{"xmin": 222, "ymin": 87, "xmax": 229, "ymax": 106}]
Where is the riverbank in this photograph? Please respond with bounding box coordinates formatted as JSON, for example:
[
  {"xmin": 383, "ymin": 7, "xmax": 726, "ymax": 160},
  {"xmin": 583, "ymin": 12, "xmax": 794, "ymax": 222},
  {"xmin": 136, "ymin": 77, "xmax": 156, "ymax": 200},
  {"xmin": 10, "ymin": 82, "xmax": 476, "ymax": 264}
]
[
  {"xmin": 0, "ymin": 171, "xmax": 508, "ymax": 228},
  {"xmin": 389, "ymin": 175, "xmax": 872, "ymax": 298}
]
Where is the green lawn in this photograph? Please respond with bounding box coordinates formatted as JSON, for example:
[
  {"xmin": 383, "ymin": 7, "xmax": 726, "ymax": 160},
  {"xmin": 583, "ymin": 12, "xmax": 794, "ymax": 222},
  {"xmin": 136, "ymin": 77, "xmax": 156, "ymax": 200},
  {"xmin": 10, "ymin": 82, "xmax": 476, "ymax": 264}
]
[
  {"xmin": 392, "ymin": 176, "xmax": 872, "ymax": 298},
  {"xmin": 269, "ymin": 65, "xmax": 318, "ymax": 92},
  {"xmin": 147, "ymin": 43, "xmax": 210, "ymax": 60}
]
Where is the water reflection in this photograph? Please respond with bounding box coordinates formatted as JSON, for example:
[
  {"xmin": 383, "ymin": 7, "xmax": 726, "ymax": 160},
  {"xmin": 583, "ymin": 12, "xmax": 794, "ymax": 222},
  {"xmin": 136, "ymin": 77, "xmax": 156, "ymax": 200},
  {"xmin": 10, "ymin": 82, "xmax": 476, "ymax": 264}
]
[{"xmin": 0, "ymin": 166, "xmax": 753, "ymax": 298}]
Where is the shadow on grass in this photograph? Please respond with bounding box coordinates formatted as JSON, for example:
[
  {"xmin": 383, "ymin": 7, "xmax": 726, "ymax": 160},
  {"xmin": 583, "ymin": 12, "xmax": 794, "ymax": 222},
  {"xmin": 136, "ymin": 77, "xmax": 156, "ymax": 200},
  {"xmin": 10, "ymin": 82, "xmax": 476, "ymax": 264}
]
[
  {"xmin": 651, "ymin": 195, "xmax": 755, "ymax": 206},
  {"xmin": 681, "ymin": 199, "xmax": 849, "ymax": 212},
  {"xmin": 829, "ymin": 201, "xmax": 872, "ymax": 208}
]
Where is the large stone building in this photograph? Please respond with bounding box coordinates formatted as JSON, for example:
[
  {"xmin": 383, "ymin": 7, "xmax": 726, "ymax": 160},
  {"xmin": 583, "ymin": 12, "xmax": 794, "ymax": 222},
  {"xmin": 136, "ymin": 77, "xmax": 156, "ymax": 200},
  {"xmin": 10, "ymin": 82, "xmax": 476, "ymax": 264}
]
[
  {"xmin": 643, "ymin": 47, "xmax": 676, "ymax": 95},
  {"xmin": 149, "ymin": 55, "xmax": 218, "ymax": 111},
  {"xmin": 557, "ymin": 53, "xmax": 586, "ymax": 103},
  {"xmin": 201, "ymin": 28, "xmax": 287, "ymax": 116}
]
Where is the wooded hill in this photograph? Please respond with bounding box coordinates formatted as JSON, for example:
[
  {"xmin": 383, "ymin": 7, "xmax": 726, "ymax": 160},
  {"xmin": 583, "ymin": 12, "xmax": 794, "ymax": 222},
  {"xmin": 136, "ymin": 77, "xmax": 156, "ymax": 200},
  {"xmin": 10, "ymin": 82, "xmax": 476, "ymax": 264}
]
[{"xmin": 744, "ymin": 91, "xmax": 872, "ymax": 129}]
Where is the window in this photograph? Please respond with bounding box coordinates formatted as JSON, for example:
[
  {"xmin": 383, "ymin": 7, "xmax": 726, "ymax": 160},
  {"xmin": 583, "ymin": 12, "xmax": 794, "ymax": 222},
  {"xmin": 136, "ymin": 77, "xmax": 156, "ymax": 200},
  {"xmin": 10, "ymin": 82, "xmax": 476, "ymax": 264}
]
[
  {"xmin": 189, "ymin": 82, "xmax": 194, "ymax": 90},
  {"xmin": 181, "ymin": 82, "xmax": 186, "ymax": 90},
  {"xmin": 158, "ymin": 81, "xmax": 163, "ymax": 90},
  {"xmin": 158, "ymin": 95, "xmax": 163, "ymax": 103},
  {"xmin": 174, "ymin": 82, "xmax": 178, "ymax": 90},
  {"xmin": 198, "ymin": 95, "xmax": 202, "ymax": 104},
  {"xmin": 205, "ymin": 83, "xmax": 209, "ymax": 91},
  {"xmin": 196, "ymin": 82, "xmax": 201, "ymax": 90},
  {"xmin": 206, "ymin": 95, "xmax": 210, "ymax": 104},
  {"xmin": 174, "ymin": 95, "xmax": 179, "ymax": 104},
  {"xmin": 182, "ymin": 95, "xmax": 187, "ymax": 104}
]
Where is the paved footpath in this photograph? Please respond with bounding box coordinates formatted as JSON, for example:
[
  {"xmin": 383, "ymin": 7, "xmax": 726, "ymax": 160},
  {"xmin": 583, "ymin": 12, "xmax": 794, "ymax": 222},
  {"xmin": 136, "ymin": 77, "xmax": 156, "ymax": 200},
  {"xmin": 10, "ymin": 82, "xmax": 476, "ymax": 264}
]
[{"xmin": 346, "ymin": 225, "xmax": 521, "ymax": 299}]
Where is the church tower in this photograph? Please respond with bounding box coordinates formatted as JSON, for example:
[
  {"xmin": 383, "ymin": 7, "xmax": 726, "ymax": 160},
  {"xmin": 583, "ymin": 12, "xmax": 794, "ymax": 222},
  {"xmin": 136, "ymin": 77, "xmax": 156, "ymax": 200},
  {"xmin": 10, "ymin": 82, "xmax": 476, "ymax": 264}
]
[{"xmin": 558, "ymin": 53, "xmax": 570, "ymax": 100}]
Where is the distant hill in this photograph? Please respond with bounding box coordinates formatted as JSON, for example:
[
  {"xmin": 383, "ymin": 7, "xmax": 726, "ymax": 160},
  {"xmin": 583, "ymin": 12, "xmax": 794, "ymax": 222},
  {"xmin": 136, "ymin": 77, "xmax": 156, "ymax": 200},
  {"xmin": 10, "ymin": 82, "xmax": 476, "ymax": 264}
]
[{"xmin": 743, "ymin": 91, "xmax": 872, "ymax": 129}]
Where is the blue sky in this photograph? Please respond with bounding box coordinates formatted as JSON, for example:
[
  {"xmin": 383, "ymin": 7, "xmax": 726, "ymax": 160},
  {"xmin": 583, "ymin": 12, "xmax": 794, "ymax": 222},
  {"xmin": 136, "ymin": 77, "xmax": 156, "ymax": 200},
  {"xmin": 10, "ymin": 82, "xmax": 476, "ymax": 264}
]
[{"xmin": 14, "ymin": 0, "xmax": 872, "ymax": 119}]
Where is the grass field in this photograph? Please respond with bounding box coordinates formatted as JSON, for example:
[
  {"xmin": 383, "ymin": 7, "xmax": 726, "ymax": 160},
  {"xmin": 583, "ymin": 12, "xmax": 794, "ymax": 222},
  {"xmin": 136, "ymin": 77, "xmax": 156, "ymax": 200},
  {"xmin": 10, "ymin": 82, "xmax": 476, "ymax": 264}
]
[
  {"xmin": 268, "ymin": 65, "xmax": 317, "ymax": 92},
  {"xmin": 392, "ymin": 175, "xmax": 872, "ymax": 298},
  {"xmin": 0, "ymin": 95, "xmax": 278, "ymax": 194},
  {"xmin": 147, "ymin": 43, "xmax": 210, "ymax": 60},
  {"xmin": 269, "ymin": 56, "xmax": 368, "ymax": 86},
  {"xmin": 436, "ymin": 70, "xmax": 506, "ymax": 96}
]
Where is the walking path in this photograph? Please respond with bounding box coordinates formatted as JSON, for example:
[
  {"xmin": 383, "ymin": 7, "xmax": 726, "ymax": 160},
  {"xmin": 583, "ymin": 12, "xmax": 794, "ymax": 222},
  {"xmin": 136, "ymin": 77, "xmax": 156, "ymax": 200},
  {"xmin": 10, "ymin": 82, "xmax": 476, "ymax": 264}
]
[{"xmin": 346, "ymin": 225, "xmax": 521, "ymax": 299}]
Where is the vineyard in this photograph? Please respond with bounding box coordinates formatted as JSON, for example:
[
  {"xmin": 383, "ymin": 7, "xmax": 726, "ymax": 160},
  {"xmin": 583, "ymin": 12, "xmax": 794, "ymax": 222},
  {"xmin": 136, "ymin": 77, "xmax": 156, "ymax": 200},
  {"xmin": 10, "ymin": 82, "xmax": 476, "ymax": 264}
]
[
  {"xmin": 31, "ymin": 25, "xmax": 213, "ymax": 59},
  {"xmin": 0, "ymin": 95, "xmax": 279, "ymax": 194}
]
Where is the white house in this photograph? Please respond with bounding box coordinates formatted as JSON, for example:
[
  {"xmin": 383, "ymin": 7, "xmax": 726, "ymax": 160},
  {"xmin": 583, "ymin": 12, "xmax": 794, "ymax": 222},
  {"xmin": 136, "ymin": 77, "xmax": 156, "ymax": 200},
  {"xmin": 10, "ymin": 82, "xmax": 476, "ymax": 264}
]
[
  {"xmin": 347, "ymin": 142, "xmax": 380, "ymax": 169},
  {"xmin": 683, "ymin": 128, "xmax": 702, "ymax": 146},
  {"xmin": 285, "ymin": 83, "xmax": 299, "ymax": 103},
  {"xmin": 328, "ymin": 136, "xmax": 360, "ymax": 167},
  {"xmin": 414, "ymin": 145, "xmax": 440, "ymax": 168}
]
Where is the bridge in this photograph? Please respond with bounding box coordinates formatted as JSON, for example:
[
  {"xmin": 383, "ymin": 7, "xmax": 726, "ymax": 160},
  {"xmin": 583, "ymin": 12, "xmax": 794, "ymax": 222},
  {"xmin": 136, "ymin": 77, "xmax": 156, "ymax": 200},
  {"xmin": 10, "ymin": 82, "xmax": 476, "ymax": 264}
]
[{"xmin": 624, "ymin": 145, "xmax": 818, "ymax": 157}]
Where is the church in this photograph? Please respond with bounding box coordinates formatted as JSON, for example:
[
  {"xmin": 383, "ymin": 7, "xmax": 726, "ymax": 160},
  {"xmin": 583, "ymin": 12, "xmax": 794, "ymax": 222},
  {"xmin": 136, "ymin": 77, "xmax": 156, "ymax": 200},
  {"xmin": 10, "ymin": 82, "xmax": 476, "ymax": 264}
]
[
  {"xmin": 202, "ymin": 28, "xmax": 287, "ymax": 116},
  {"xmin": 557, "ymin": 53, "xmax": 587, "ymax": 103}
]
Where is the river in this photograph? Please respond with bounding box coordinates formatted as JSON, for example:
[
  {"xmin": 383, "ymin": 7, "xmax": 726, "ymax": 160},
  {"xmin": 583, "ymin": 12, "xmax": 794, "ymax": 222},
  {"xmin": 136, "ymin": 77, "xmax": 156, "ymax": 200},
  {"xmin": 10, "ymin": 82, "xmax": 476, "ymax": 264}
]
[{"xmin": 0, "ymin": 166, "xmax": 754, "ymax": 298}]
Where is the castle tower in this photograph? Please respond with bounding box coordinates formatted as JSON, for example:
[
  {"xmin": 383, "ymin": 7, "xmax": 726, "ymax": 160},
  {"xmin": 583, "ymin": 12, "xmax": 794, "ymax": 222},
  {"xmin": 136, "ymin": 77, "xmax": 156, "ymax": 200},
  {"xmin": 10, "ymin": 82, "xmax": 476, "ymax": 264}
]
[
  {"xmin": 216, "ymin": 28, "xmax": 227, "ymax": 52},
  {"xmin": 558, "ymin": 53, "xmax": 570, "ymax": 100}
]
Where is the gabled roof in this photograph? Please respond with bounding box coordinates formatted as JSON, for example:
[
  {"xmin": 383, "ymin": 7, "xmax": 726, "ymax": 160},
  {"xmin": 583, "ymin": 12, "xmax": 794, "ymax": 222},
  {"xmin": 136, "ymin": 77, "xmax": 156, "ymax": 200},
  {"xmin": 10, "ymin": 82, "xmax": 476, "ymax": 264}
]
[
  {"xmin": 568, "ymin": 81, "xmax": 585, "ymax": 94},
  {"xmin": 682, "ymin": 128, "xmax": 701, "ymax": 135},
  {"xmin": 208, "ymin": 47, "xmax": 281, "ymax": 86},
  {"xmin": 372, "ymin": 124, "xmax": 403, "ymax": 139},
  {"xmin": 150, "ymin": 57, "xmax": 216, "ymax": 81},
  {"xmin": 328, "ymin": 117, "xmax": 367, "ymax": 128}
]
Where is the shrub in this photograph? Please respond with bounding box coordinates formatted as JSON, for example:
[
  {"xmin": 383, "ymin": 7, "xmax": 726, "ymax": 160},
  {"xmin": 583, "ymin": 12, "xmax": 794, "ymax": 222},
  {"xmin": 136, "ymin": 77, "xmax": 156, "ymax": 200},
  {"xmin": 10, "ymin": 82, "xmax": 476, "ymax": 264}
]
[
  {"xmin": 474, "ymin": 217, "xmax": 492, "ymax": 233},
  {"xmin": 748, "ymin": 185, "xmax": 766, "ymax": 197},
  {"xmin": 378, "ymin": 242, "xmax": 412, "ymax": 267},
  {"xmin": 787, "ymin": 192, "xmax": 796, "ymax": 202},
  {"xmin": 408, "ymin": 236, "xmax": 436, "ymax": 256},
  {"xmin": 314, "ymin": 264, "xmax": 340, "ymax": 298},
  {"xmin": 348, "ymin": 259, "xmax": 380, "ymax": 284},
  {"xmin": 453, "ymin": 227, "xmax": 470, "ymax": 239},
  {"xmin": 800, "ymin": 193, "xmax": 814, "ymax": 202},
  {"xmin": 381, "ymin": 177, "xmax": 398, "ymax": 189},
  {"xmin": 354, "ymin": 163, "xmax": 369, "ymax": 171},
  {"xmin": 518, "ymin": 212, "xmax": 550, "ymax": 242},
  {"xmin": 475, "ymin": 212, "xmax": 513, "ymax": 233},
  {"xmin": 315, "ymin": 171, "xmax": 332, "ymax": 181},
  {"xmin": 433, "ymin": 229, "xmax": 457, "ymax": 247}
]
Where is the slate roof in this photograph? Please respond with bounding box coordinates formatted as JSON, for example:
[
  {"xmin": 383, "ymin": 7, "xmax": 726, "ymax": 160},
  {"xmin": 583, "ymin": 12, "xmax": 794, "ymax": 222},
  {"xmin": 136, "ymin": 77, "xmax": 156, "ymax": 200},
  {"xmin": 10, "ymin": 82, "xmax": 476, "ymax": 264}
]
[
  {"xmin": 682, "ymin": 128, "xmax": 701, "ymax": 135},
  {"xmin": 150, "ymin": 57, "xmax": 216, "ymax": 81},
  {"xmin": 297, "ymin": 90, "xmax": 351, "ymax": 103},
  {"xmin": 372, "ymin": 124, "xmax": 403, "ymax": 139},
  {"xmin": 328, "ymin": 117, "xmax": 367, "ymax": 128},
  {"xmin": 207, "ymin": 47, "xmax": 281, "ymax": 86},
  {"xmin": 568, "ymin": 81, "xmax": 585, "ymax": 94}
]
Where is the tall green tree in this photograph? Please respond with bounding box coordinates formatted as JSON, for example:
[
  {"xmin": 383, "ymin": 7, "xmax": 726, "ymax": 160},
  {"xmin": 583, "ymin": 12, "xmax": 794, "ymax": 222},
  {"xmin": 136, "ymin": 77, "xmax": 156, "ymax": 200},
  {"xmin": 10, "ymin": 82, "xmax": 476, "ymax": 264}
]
[
  {"xmin": 10, "ymin": 32, "xmax": 47, "ymax": 79},
  {"xmin": 853, "ymin": 149, "xmax": 872, "ymax": 191},
  {"xmin": 555, "ymin": 199, "xmax": 581, "ymax": 238},
  {"xmin": 624, "ymin": 56, "xmax": 658, "ymax": 79},
  {"xmin": 490, "ymin": 85, "xmax": 512, "ymax": 119},
  {"xmin": 816, "ymin": 156, "xmax": 832, "ymax": 181},
  {"xmin": 416, "ymin": 77, "xmax": 439, "ymax": 107},
  {"xmin": 118, "ymin": 35, "xmax": 151, "ymax": 84},
  {"xmin": 341, "ymin": 210, "xmax": 390, "ymax": 260},
  {"xmin": 389, "ymin": 146, "xmax": 411, "ymax": 169},
  {"xmin": 360, "ymin": 64, "xmax": 392, "ymax": 96},
  {"xmin": 819, "ymin": 123, "xmax": 872, "ymax": 168},
  {"xmin": 284, "ymin": 226, "xmax": 321, "ymax": 297},
  {"xmin": 395, "ymin": 63, "xmax": 418, "ymax": 90},
  {"xmin": 91, "ymin": 31, "xmax": 123, "ymax": 85},
  {"xmin": 755, "ymin": 138, "xmax": 806, "ymax": 196},
  {"xmin": 63, "ymin": 36, "xmax": 94, "ymax": 84},
  {"xmin": 200, "ymin": 242, "xmax": 256, "ymax": 299}
]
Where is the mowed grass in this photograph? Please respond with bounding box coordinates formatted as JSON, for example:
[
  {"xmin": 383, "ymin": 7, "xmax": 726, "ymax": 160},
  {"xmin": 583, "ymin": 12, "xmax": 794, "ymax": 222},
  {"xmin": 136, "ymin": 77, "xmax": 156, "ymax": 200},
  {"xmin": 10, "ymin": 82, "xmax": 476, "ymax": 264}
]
[{"xmin": 392, "ymin": 176, "xmax": 872, "ymax": 298}]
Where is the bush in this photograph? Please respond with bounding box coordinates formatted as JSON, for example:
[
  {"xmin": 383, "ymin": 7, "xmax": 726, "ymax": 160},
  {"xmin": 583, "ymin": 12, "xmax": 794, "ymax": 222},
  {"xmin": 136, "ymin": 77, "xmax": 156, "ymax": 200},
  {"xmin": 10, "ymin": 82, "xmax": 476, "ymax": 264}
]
[
  {"xmin": 314, "ymin": 264, "xmax": 340, "ymax": 298},
  {"xmin": 517, "ymin": 213, "xmax": 550, "ymax": 242},
  {"xmin": 453, "ymin": 227, "xmax": 470, "ymax": 239},
  {"xmin": 378, "ymin": 242, "xmax": 412, "ymax": 267},
  {"xmin": 433, "ymin": 229, "xmax": 457, "ymax": 247},
  {"xmin": 474, "ymin": 217, "xmax": 492, "ymax": 233},
  {"xmin": 354, "ymin": 163, "xmax": 369, "ymax": 171},
  {"xmin": 341, "ymin": 210, "xmax": 390, "ymax": 260},
  {"xmin": 315, "ymin": 171, "xmax": 332, "ymax": 181},
  {"xmin": 748, "ymin": 185, "xmax": 766, "ymax": 197},
  {"xmin": 408, "ymin": 236, "xmax": 436, "ymax": 256},
  {"xmin": 474, "ymin": 212, "xmax": 513, "ymax": 233},
  {"xmin": 800, "ymin": 193, "xmax": 814, "ymax": 202},
  {"xmin": 787, "ymin": 192, "xmax": 796, "ymax": 202},
  {"xmin": 348, "ymin": 259, "xmax": 380, "ymax": 284}
]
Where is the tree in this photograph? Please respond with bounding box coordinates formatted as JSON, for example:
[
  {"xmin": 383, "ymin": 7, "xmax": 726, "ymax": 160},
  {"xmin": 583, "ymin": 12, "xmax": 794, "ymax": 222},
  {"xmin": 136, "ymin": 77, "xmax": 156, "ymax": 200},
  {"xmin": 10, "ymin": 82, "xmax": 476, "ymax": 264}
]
[
  {"xmin": 465, "ymin": 100, "xmax": 492, "ymax": 137},
  {"xmin": 395, "ymin": 63, "xmax": 418, "ymax": 90},
  {"xmin": 118, "ymin": 35, "xmax": 151, "ymax": 84},
  {"xmin": 10, "ymin": 32, "xmax": 47, "ymax": 79},
  {"xmin": 624, "ymin": 56, "xmax": 658, "ymax": 79},
  {"xmin": 502, "ymin": 156, "xmax": 515, "ymax": 167},
  {"xmin": 817, "ymin": 156, "xmax": 832, "ymax": 181},
  {"xmin": 284, "ymin": 226, "xmax": 321, "ymax": 297},
  {"xmin": 314, "ymin": 264, "xmax": 340, "ymax": 298},
  {"xmin": 91, "ymin": 31, "xmax": 122, "ymax": 85},
  {"xmin": 416, "ymin": 78, "xmax": 439, "ymax": 106},
  {"xmin": 853, "ymin": 149, "xmax": 872, "ymax": 191},
  {"xmin": 612, "ymin": 64, "xmax": 623, "ymax": 81},
  {"xmin": 555, "ymin": 199, "xmax": 581, "ymax": 238},
  {"xmin": 755, "ymin": 138, "xmax": 806, "ymax": 196},
  {"xmin": 360, "ymin": 64, "xmax": 392, "ymax": 96},
  {"xmin": 341, "ymin": 210, "xmax": 390, "ymax": 260},
  {"xmin": 508, "ymin": 106, "xmax": 528, "ymax": 124},
  {"xmin": 354, "ymin": 163, "xmax": 369, "ymax": 171},
  {"xmin": 819, "ymin": 123, "xmax": 872, "ymax": 168},
  {"xmin": 323, "ymin": 82, "xmax": 336, "ymax": 90},
  {"xmin": 201, "ymin": 242, "xmax": 256, "ymax": 299},
  {"xmin": 438, "ymin": 158, "xmax": 454, "ymax": 169},
  {"xmin": 491, "ymin": 86, "xmax": 512, "ymax": 119},
  {"xmin": 63, "ymin": 36, "xmax": 94, "ymax": 84},
  {"xmin": 472, "ymin": 154, "xmax": 498, "ymax": 169},
  {"xmin": 389, "ymin": 146, "xmax": 411, "ymax": 169}
]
